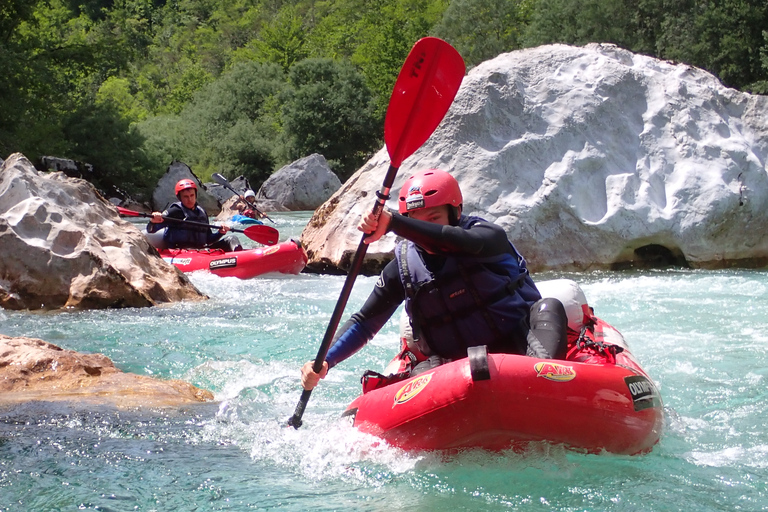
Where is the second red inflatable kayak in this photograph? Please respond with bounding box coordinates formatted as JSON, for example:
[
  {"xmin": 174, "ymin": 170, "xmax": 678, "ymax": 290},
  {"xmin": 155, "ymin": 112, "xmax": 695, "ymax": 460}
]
[{"xmin": 157, "ymin": 240, "xmax": 307, "ymax": 279}]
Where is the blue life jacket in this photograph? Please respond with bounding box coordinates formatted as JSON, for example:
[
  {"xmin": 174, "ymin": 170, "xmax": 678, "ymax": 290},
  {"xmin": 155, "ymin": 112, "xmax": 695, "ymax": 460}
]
[
  {"xmin": 163, "ymin": 202, "xmax": 214, "ymax": 248},
  {"xmin": 395, "ymin": 215, "xmax": 541, "ymax": 360}
]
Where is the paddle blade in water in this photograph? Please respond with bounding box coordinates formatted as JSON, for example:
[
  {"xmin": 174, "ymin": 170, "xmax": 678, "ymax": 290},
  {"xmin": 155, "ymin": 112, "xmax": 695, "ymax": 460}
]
[
  {"xmin": 243, "ymin": 225, "xmax": 279, "ymax": 245},
  {"xmin": 384, "ymin": 37, "xmax": 465, "ymax": 168}
]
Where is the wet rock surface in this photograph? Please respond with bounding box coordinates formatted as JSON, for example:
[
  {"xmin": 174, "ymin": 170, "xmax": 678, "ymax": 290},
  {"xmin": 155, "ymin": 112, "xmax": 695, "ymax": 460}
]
[{"xmin": 0, "ymin": 334, "xmax": 214, "ymax": 408}]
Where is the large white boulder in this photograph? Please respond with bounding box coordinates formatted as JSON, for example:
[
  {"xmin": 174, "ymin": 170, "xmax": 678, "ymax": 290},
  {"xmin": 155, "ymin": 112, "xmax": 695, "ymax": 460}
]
[
  {"xmin": 0, "ymin": 153, "xmax": 206, "ymax": 310},
  {"xmin": 301, "ymin": 43, "xmax": 768, "ymax": 273}
]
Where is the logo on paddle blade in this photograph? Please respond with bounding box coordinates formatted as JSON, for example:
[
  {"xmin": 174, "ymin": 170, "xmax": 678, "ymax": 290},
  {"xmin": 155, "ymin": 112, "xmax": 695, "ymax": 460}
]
[
  {"xmin": 393, "ymin": 373, "xmax": 433, "ymax": 406},
  {"xmin": 534, "ymin": 362, "xmax": 576, "ymax": 382}
]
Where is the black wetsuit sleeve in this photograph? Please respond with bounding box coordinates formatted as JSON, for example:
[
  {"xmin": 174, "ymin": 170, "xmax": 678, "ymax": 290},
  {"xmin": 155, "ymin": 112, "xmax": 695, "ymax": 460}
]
[
  {"xmin": 325, "ymin": 261, "xmax": 405, "ymax": 368},
  {"xmin": 388, "ymin": 213, "xmax": 512, "ymax": 257},
  {"xmin": 146, "ymin": 205, "xmax": 184, "ymax": 233},
  {"xmin": 207, "ymin": 228, "xmax": 225, "ymax": 244}
]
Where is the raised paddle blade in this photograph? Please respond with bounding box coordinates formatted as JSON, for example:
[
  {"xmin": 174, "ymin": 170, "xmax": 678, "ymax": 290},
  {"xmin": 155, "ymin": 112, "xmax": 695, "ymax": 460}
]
[
  {"xmin": 384, "ymin": 37, "xmax": 465, "ymax": 168},
  {"xmin": 212, "ymin": 173, "xmax": 231, "ymax": 188},
  {"xmin": 243, "ymin": 225, "xmax": 279, "ymax": 245},
  {"xmin": 117, "ymin": 206, "xmax": 145, "ymax": 217}
]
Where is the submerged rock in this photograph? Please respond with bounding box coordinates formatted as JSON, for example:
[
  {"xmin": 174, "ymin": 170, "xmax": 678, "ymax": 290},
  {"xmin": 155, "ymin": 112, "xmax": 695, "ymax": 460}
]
[
  {"xmin": 0, "ymin": 153, "xmax": 206, "ymax": 311},
  {"xmin": 0, "ymin": 334, "xmax": 214, "ymax": 407},
  {"xmin": 301, "ymin": 43, "xmax": 768, "ymax": 273}
]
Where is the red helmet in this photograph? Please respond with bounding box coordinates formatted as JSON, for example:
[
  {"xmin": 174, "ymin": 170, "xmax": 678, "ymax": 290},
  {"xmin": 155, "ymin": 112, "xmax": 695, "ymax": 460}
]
[
  {"xmin": 398, "ymin": 169, "xmax": 462, "ymax": 215},
  {"xmin": 174, "ymin": 179, "xmax": 197, "ymax": 197}
]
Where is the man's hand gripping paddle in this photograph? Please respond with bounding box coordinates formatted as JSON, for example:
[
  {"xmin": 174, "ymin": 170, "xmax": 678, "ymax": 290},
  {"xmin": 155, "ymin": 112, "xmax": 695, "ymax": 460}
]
[
  {"xmin": 117, "ymin": 206, "xmax": 279, "ymax": 245},
  {"xmin": 287, "ymin": 37, "xmax": 465, "ymax": 428}
]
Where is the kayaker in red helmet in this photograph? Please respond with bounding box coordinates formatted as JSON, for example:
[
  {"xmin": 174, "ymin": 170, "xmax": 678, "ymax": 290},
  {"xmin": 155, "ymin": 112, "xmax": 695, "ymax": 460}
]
[
  {"xmin": 147, "ymin": 178, "xmax": 242, "ymax": 251},
  {"xmin": 301, "ymin": 168, "xmax": 568, "ymax": 390}
]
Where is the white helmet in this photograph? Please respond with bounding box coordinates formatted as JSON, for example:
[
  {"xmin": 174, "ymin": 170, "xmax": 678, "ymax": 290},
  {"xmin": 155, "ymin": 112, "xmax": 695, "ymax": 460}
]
[{"xmin": 244, "ymin": 190, "xmax": 256, "ymax": 200}]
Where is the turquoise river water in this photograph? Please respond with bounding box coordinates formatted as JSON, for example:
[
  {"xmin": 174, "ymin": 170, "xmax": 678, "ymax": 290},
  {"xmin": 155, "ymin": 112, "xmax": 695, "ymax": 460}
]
[{"xmin": 0, "ymin": 211, "xmax": 766, "ymax": 511}]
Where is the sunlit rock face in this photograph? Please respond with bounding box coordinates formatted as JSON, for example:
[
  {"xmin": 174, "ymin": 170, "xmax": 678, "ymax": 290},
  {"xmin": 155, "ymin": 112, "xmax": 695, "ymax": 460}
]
[
  {"xmin": 301, "ymin": 43, "xmax": 768, "ymax": 274},
  {"xmin": 0, "ymin": 153, "xmax": 207, "ymax": 310},
  {"xmin": 0, "ymin": 335, "xmax": 214, "ymax": 407}
]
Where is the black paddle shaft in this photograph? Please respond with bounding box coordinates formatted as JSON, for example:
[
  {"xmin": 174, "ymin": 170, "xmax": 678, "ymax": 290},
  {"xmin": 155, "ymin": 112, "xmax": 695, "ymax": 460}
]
[
  {"xmin": 140, "ymin": 212, "xmax": 250, "ymax": 235},
  {"xmin": 287, "ymin": 164, "xmax": 399, "ymax": 428}
]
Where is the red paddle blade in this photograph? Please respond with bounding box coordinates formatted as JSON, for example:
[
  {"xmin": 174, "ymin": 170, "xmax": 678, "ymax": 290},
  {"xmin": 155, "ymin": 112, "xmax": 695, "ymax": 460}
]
[
  {"xmin": 243, "ymin": 225, "xmax": 279, "ymax": 245},
  {"xmin": 384, "ymin": 37, "xmax": 465, "ymax": 168},
  {"xmin": 117, "ymin": 206, "xmax": 141, "ymax": 217}
]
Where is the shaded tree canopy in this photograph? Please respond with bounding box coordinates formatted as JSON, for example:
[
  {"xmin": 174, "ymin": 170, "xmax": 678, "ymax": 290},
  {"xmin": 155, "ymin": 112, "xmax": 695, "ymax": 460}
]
[{"xmin": 281, "ymin": 58, "xmax": 380, "ymax": 181}]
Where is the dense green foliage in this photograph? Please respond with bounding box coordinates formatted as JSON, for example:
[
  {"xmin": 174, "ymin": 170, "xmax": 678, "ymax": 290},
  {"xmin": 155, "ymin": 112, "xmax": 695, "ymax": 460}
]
[
  {"xmin": 281, "ymin": 58, "xmax": 380, "ymax": 180},
  {"xmin": 1, "ymin": 0, "xmax": 766, "ymax": 197}
]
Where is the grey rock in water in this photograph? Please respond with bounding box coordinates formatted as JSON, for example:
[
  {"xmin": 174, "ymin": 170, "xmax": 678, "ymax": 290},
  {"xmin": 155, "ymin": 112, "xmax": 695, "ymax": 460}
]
[
  {"xmin": 301, "ymin": 43, "xmax": 768, "ymax": 274},
  {"xmin": 0, "ymin": 153, "xmax": 207, "ymax": 310},
  {"xmin": 257, "ymin": 154, "xmax": 341, "ymax": 211},
  {"xmin": 151, "ymin": 161, "xmax": 221, "ymax": 214}
]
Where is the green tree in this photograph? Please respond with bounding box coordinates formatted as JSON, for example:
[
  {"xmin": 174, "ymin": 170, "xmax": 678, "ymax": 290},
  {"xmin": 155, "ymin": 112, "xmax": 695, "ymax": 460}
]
[
  {"xmin": 281, "ymin": 58, "xmax": 380, "ymax": 180},
  {"xmin": 754, "ymin": 30, "xmax": 768, "ymax": 93},
  {"xmin": 155, "ymin": 60, "xmax": 288, "ymax": 185},
  {"xmin": 432, "ymin": 0, "xmax": 533, "ymax": 67},
  {"xmin": 253, "ymin": 4, "xmax": 309, "ymax": 71},
  {"xmin": 307, "ymin": 0, "xmax": 447, "ymax": 117},
  {"xmin": 522, "ymin": 0, "xmax": 639, "ymax": 50},
  {"xmin": 135, "ymin": 114, "xmax": 187, "ymax": 174},
  {"xmin": 63, "ymin": 102, "xmax": 159, "ymax": 196},
  {"xmin": 97, "ymin": 76, "xmax": 149, "ymax": 122},
  {"xmin": 654, "ymin": 0, "xmax": 768, "ymax": 91}
]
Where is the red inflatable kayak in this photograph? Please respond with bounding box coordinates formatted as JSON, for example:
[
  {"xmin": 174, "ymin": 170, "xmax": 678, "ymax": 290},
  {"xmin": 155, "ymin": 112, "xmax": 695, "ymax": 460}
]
[
  {"xmin": 157, "ymin": 240, "xmax": 307, "ymax": 278},
  {"xmin": 342, "ymin": 280, "xmax": 663, "ymax": 455}
]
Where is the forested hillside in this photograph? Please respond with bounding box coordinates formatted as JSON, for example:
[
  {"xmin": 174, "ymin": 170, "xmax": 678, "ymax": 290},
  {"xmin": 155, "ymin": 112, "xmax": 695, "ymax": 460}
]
[{"xmin": 1, "ymin": 0, "xmax": 766, "ymax": 199}]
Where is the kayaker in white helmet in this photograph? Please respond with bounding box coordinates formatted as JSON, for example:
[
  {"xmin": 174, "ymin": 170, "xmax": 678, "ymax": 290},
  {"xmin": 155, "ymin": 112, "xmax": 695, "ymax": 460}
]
[
  {"xmin": 301, "ymin": 168, "xmax": 568, "ymax": 391},
  {"xmin": 233, "ymin": 189, "xmax": 265, "ymax": 220}
]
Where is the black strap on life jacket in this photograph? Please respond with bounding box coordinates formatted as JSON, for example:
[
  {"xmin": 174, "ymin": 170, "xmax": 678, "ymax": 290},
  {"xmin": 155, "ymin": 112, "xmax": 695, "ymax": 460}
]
[{"xmin": 400, "ymin": 242, "xmax": 416, "ymax": 300}]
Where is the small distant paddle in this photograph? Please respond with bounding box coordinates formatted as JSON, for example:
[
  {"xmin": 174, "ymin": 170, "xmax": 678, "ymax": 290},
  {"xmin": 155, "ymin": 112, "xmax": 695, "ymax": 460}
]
[
  {"xmin": 117, "ymin": 206, "xmax": 279, "ymax": 245},
  {"xmin": 211, "ymin": 173, "xmax": 276, "ymax": 225},
  {"xmin": 286, "ymin": 37, "xmax": 465, "ymax": 429}
]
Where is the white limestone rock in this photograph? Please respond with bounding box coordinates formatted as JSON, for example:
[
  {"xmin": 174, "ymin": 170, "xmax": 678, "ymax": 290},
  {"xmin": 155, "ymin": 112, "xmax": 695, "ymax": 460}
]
[
  {"xmin": 0, "ymin": 153, "xmax": 207, "ymax": 310},
  {"xmin": 300, "ymin": 43, "xmax": 768, "ymax": 273}
]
